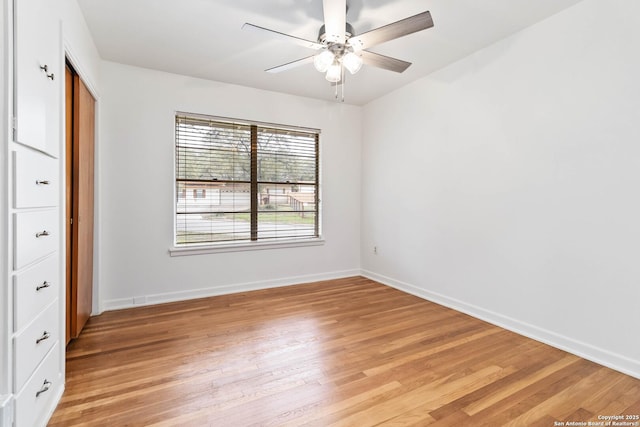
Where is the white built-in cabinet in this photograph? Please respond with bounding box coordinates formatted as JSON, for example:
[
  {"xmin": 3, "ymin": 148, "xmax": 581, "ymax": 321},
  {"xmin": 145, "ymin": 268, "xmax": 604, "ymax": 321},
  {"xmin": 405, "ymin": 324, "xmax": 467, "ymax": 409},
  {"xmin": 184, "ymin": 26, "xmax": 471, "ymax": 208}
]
[
  {"xmin": 2, "ymin": 0, "xmax": 65, "ymax": 425},
  {"xmin": 14, "ymin": 0, "xmax": 60, "ymax": 158},
  {"xmin": 11, "ymin": 152, "xmax": 62, "ymax": 427}
]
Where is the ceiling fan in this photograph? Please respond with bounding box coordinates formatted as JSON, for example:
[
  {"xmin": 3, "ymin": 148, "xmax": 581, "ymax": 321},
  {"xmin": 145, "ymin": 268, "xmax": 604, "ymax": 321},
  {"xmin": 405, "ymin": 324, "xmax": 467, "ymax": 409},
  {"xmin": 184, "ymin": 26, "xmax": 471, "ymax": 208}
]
[{"xmin": 242, "ymin": 0, "xmax": 434, "ymax": 90}]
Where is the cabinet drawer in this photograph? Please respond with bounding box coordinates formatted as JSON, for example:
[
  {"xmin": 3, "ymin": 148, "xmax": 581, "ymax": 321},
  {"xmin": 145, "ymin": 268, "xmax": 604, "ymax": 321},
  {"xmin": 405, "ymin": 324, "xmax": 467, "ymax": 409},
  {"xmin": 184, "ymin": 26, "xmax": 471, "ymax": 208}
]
[
  {"xmin": 14, "ymin": 300, "xmax": 59, "ymax": 392},
  {"xmin": 15, "ymin": 343, "xmax": 60, "ymax": 427},
  {"xmin": 13, "ymin": 210, "xmax": 59, "ymax": 270},
  {"xmin": 13, "ymin": 150, "xmax": 59, "ymax": 208},
  {"xmin": 13, "ymin": 254, "xmax": 59, "ymax": 332}
]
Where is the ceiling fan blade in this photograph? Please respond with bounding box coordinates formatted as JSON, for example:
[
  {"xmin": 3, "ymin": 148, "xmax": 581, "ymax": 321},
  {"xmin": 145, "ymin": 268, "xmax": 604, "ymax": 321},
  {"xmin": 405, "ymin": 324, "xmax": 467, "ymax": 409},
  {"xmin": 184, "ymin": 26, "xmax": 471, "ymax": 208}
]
[
  {"xmin": 243, "ymin": 23, "xmax": 323, "ymax": 50},
  {"xmin": 348, "ymin": 11, "xmax": 433, "ymax": 51},
  {"xmin": 323, "ymin": 0, "xmax": 347, "ymax": 44},
  {"xmin": 360, "ymin": 50, "xmax": 412, "ymax": 73},
  {"xmin": 265, "ymin": 56, "xmax": 315, "ymax": 73}
]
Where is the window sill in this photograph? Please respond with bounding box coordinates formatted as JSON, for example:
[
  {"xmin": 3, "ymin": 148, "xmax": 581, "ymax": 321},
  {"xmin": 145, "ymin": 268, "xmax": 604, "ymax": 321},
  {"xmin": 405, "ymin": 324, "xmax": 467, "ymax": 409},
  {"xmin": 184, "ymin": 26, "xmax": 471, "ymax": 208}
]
[{"xmin": 169, "ymin": 238, "xmax": 325, "ymax": 256}]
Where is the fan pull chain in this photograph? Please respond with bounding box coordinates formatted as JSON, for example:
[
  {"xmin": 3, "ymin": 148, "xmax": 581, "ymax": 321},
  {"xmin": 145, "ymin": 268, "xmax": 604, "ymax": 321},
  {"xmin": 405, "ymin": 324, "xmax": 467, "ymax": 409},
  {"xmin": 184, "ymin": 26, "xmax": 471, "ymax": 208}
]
[{"xmin": 341, "ymin": 67, "xmax": 345, "ymax": 103}]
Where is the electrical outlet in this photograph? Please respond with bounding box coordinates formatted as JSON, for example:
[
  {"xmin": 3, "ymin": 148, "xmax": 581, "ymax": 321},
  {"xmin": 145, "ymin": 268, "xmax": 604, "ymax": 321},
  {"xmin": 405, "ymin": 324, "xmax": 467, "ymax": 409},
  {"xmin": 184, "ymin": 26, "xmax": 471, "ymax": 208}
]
[{"xmin": 373, "ymin": 246, "xmax": 378, "ymax": 254}]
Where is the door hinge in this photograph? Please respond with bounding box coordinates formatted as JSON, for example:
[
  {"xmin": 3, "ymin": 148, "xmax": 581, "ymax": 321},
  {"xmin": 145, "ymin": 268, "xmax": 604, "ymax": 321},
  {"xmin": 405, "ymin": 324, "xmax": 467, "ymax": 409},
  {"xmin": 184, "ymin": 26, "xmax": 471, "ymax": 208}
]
[{"xmin": 70, "ymin": 217, "xmax": 73, "ymax": 225}]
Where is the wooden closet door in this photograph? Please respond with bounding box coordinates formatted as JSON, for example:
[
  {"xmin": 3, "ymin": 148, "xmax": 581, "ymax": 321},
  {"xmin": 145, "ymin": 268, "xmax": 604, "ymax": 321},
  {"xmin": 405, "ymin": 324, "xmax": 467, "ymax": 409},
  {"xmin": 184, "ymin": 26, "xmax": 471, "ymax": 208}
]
[
  {"xmin": 65, "ymin": 66, "xmax": 73, "ymax": 343},
  {"xmin": 71, "ymin": 75, "xmax": 95, "ymax": 338}
]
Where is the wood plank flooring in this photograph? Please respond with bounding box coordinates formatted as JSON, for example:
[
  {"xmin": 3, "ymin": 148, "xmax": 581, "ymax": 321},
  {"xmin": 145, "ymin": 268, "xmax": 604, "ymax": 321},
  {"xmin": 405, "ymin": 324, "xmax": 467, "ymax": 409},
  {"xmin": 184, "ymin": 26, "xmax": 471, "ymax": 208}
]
[{"xmin": 49, "ymin": 277, "xmax": 640, "ymax": 426}]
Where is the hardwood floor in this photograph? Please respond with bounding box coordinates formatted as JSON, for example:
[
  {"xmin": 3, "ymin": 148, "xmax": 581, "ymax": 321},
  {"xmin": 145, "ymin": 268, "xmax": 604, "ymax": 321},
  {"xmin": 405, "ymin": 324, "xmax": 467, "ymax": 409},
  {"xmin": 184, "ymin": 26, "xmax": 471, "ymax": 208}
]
[{"xmin": 49, "ymin": 277, "xmax": 640, "ymax": 426}]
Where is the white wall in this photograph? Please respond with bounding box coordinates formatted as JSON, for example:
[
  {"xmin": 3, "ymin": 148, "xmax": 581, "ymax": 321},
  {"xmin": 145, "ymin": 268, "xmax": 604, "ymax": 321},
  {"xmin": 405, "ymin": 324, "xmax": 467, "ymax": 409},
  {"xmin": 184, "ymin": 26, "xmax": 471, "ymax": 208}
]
[
  {"xmin": 98, "ymin": 61, "xmax": 361, "ymax": 309},
  {"xmin": 362, "ymin": 0, "xmax": 640, "ymax": 378},
  {"xmin": 61, "ymin": 0, "xmax": 101, "ymax": 92}
]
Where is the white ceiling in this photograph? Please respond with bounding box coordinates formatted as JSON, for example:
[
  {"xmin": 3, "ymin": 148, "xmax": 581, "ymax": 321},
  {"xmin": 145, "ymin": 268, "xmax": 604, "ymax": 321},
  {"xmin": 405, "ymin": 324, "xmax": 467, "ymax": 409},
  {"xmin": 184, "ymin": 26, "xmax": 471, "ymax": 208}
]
[{"xmin": 77, "ymin": 0, "xmax": 583, "ymax": 105}]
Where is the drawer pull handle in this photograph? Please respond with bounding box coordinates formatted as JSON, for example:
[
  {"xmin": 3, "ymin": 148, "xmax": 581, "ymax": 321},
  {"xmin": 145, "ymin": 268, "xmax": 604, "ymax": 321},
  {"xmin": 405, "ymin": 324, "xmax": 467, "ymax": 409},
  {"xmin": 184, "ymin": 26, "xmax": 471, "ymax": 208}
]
[
  {"xmin": 36, "ymin": 331, "xmax": 51, "ymax": 344},
  {"xmin": 36, "ymin": 230, "xmax": 50, "ymax": 238},
  {"xmin": 36, "ymin": 379, "xmax": 52, "ymax": 398},
  {"xmin": 36, "ymin": 180, "xmax": 50, "ymax": 185},
  {"xmin": 47, "ymin": 72, "xmax": 55, "ymax": 81},
  {"xmin": 36, "ymin": 281, "xmax": 51, "ymax": 291}
]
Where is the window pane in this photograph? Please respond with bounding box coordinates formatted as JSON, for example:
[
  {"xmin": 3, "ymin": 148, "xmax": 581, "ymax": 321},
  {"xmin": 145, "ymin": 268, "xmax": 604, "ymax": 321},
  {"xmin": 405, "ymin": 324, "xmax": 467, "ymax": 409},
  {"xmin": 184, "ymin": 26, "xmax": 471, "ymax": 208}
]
[
  {"xmin": 176, "ymin": 182, "xmax": 251, "ymax": 243},
  {"xmin": 257, "ymin": 183, "xmax": 317, "ymax": 239},
  {"xmin": 257, "ymin": 212, "xmax": 316, "ymax": 240},
  {"xmin": 257, "ymin": 127, "xmax": 316, "ymax": 183},
  {"xmin": 176, "ymin": 118, "xmax": 251, "ymax": 182},
  {"xmin": 176, "ymin": 212, "xmax": 251, "ymax": 244}
]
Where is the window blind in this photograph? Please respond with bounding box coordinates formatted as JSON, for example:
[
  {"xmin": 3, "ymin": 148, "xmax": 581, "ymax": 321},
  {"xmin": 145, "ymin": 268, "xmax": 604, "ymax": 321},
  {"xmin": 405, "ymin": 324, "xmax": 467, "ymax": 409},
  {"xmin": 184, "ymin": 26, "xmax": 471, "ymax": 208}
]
[{"xmin": 175, "ymin": 114, "xmax": 319, "ymax": 245}]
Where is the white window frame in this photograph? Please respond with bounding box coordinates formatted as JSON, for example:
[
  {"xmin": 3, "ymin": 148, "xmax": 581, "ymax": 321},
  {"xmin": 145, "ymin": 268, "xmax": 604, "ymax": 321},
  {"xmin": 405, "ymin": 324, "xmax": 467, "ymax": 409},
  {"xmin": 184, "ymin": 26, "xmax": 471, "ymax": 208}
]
[{"xmin": 169, "ymin": 112, "xmax": 323, "ymax": 256}]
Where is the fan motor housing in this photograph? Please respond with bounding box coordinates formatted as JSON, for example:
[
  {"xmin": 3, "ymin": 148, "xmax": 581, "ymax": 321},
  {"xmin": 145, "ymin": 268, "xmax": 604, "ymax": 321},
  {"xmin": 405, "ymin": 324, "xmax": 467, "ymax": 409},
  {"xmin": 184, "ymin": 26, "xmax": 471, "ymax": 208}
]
[{"xmin": 317, "ymin": 22, "xmax": 356, "ymax": 44}]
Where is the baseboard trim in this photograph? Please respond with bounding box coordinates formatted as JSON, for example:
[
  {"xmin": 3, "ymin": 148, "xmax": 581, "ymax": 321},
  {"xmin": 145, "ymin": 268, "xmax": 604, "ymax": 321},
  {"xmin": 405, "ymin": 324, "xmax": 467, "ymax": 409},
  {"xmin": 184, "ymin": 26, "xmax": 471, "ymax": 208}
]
[
  {"xmin": 101, "ymin": 269, "xmax": 361, "ymax": 312},
  {"xmin": 361, "ymin": 269, "xmax": 640, "ymax": 380}
]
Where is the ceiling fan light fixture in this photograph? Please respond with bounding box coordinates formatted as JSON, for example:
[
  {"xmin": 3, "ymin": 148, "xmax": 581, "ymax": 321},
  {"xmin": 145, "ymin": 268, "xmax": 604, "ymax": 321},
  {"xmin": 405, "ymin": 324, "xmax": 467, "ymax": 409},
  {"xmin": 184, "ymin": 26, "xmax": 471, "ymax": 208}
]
[
  {"xmin": 325, "ymin": 61, "xmax": 342, "ymax": 83},
  {"xmin": 243, "ymin": 7, "xmax": 434, "ymax": 100},
  {"xmin": 313, "ymin": 50, "xmax": 335, "ymax": 73},
  {"xmin": 346, "ymin": 39, "xmax": 363, "ymax": 52},
  {"xmin": 342, "ymin": 51, "xmax": 363, "ymax": 74}
]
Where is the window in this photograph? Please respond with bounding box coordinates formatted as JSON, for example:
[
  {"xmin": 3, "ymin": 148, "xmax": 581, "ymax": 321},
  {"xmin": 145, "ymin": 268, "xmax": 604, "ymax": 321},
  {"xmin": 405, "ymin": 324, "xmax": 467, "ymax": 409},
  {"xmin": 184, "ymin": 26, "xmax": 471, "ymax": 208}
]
[{"xmin": 175, "ymin": 113, "xmax": 320, "ymax": 247}]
